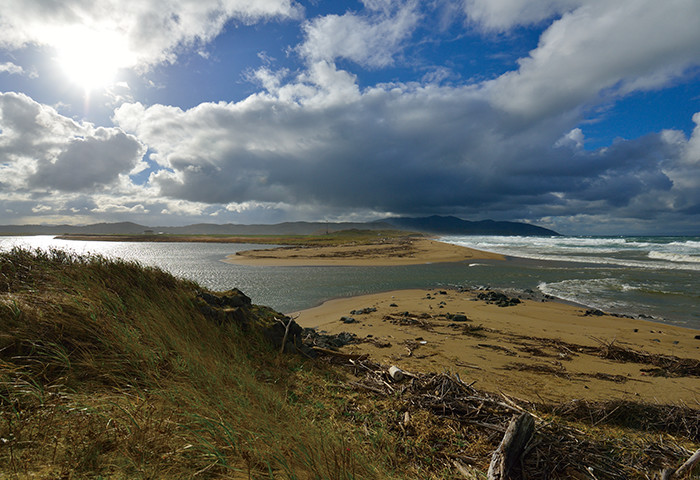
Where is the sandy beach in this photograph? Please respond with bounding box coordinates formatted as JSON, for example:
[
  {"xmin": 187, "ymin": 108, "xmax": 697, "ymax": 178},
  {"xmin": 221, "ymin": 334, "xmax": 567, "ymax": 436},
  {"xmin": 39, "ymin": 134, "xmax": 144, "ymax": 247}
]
[
  {"xmin": 294, "ymin": 288, "xmax": 700, "ymax": 405},
  {"xmin": 225, "ymin": 237, "xmax": 504, "ymax": 266}
]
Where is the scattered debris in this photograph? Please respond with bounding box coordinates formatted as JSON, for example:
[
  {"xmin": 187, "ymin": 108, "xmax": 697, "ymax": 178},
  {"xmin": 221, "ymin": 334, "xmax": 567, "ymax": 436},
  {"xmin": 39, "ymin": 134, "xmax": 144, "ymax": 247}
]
[{"xmin": 309, "ymin": 350, "xmax": 700, "ymax": 479}]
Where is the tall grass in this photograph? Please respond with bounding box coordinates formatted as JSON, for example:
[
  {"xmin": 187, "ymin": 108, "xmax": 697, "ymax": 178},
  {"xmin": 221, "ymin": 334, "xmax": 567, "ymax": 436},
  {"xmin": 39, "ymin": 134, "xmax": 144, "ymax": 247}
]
[{"xmin": 0, "ymin": 247, "xmax": 391, "ymax": 479}]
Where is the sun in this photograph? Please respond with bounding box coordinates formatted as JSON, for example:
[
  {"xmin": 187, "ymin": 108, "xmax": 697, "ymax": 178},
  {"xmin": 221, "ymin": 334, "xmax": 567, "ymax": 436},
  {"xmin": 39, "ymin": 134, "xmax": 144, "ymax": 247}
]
[{"xmin": 54, "ymin": 26, "xmax": 133, "ymax": 91}]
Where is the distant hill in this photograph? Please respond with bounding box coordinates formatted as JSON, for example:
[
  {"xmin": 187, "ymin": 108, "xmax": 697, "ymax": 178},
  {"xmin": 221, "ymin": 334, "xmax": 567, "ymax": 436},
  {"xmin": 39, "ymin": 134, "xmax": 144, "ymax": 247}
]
[
  {"xmin": 0, "ymin": 221, "xmax": 393, "ymax": 236},
  {"xmin": 0, "ymin": 216, "xmax": 559, "ymax": 236},
  {"xmin": 380, "ymin": 215, "xmax": 560, "ymax": 236}
]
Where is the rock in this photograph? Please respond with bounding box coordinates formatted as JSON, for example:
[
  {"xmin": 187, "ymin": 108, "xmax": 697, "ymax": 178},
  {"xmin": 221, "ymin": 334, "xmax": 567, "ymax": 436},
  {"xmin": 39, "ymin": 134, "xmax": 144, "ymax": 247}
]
[
  {"xmin": 302, "ymin": 329, "xmax": 358, "ymax": 351},
  {"xmin": 263, "ymin": 317, "xmax": 303, "ymax": 353},
  {"xmin": 451, "ymin": 314, "xmax": 469, "ymax": 322},
  {"xmin": 694, "ymin": 335, "xmax": 700, "ymax": 340},
  {"xmin": 584, "ymin": 308, "xmax": 606, "ymax": 317},
  {"xmin": 340, "ymin": 316, "xmax": 357, "ymax": 324},
  {"xmin": 389, "ymin": 303, "xmax": 398, "ymax": 307},
  {"xmin": 350, "ymin": 307, "xmax": 377, "ymax": 315},
  {"xmin": 196, "ymin": 290, "xmax": 252, "ymax": 328},
  {"xmin": 198, "ymin": 288, "xmax": 251, "ymax": 308},
  {"xmin": 476, "ymin": 291, "xmax": 521, "ymax": 307}
]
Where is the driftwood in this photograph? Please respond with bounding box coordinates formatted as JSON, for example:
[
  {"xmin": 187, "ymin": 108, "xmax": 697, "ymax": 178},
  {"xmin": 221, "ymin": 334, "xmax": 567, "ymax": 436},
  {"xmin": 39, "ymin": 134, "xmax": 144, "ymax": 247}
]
[
  {"xmin": 659, "ymin": 447, "xmax": 700, "ymax": 479},
  {"xmin": 487, "ymin": 412, "xmax": 535, "ymax": 480},
  {"xmin": 310, "ymin": 348, "xmax": 699, "ymax": 479},
  {"xmin": 674, "ymin": 447, "xmax": 700, "ymax": 477}
]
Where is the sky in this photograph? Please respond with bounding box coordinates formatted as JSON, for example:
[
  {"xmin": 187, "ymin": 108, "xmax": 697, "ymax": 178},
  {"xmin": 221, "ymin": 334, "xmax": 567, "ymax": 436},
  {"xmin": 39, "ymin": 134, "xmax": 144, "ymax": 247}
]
[{"xmin": 1, "ymin": 1, "xmax": 700, "ymax": 235}]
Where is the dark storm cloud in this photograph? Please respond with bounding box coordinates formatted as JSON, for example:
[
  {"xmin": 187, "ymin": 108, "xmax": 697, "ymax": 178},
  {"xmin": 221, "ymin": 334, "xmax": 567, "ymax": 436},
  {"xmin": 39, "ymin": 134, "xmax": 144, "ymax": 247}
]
[{"xmin": 113, "ymin": 72, "xmax": 700, "ymax": 226}]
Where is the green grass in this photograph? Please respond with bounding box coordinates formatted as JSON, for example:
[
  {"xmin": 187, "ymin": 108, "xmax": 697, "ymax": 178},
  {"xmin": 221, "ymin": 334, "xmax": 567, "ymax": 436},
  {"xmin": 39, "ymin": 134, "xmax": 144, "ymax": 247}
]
[{"xmin": 0, "ymin": 247, "xmax": 395, "ymax": 479}]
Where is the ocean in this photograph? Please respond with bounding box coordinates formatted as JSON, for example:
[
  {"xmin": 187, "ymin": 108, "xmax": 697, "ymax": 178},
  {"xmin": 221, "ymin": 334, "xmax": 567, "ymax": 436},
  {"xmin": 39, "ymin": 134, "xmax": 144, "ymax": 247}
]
[{"xmin": 1, "ymin": 235, "xmax": 698, "ymax": 329}]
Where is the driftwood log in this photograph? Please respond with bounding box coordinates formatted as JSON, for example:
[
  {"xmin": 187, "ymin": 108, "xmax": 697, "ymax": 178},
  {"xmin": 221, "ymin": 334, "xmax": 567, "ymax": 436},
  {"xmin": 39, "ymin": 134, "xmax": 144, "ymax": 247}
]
[
  {"xmin": 659, "ymin": 447, "xmax": 700, "ymax": 479},
  {"xmin": 487, "ymin": 412, "xmax": 535, "ymax": 480}
]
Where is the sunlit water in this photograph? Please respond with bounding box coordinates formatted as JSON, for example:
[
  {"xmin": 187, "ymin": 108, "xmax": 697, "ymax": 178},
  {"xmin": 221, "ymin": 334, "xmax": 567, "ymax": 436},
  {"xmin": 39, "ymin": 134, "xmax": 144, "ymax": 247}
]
[{"xmin": 1, "ymin": 235, "xmax": 698, "ymax": 329}]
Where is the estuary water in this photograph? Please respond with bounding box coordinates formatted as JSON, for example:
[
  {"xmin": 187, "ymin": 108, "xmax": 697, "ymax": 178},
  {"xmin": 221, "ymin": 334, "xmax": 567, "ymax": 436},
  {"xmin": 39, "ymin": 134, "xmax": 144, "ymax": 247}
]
[{"xmin": 1, "ymin": 235, "xmax": 698, "ymax": 330}]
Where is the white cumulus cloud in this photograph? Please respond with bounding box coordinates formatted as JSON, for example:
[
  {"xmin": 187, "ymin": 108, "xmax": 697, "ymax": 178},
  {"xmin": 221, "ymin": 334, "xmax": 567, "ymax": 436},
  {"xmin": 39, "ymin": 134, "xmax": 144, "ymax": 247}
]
[{"xmin": 298, "ymin": 1, "xmax": 419, "ymax": 68}]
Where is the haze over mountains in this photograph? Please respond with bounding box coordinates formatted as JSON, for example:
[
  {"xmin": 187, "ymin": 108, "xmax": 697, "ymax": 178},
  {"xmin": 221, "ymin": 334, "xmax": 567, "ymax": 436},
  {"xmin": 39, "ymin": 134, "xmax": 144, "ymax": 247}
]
[{"xmin": 0, "ymin": 216, "xmax": 560, "ymax": 237}]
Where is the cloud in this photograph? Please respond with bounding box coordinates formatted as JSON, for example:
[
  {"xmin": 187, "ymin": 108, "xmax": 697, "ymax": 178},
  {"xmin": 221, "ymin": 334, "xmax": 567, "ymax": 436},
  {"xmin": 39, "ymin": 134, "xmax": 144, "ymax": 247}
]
[
  {"xmin": 486, "ymin": 1, "xmax": 700, "ymax": 120},
  {"xmin": 0, "ymin": 0, "xmax": 302, "ymax": 70},
  {"xmin": 2, "ymin": 1, "xmax": 700, "ymax": 233},
  {"xmin": 0, "ymin": 61, "xmax": 26, "ymax": 76},
  {"xmin": 555, "ymin": 128, "xmax": 584, "ymax": 149},
  {"xmin": 298, "ymin": 1, "xmax": 419, "ymax": 68},
  {"xmin": 0, "ymin": 92, "xmax": 145, "ymax": 192},
  {"xmin": 112, "ymin": 55, "xmax": 700, "ymax": 232},
  {"xmin": 462, "ymin": 0, "xmax": 583, "ymax": 31}
]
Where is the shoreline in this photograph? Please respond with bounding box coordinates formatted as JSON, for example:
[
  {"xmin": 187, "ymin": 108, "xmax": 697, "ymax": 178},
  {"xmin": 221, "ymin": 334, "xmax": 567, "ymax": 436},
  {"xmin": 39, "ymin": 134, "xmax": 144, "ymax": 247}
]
[{"xmin": 293, "ymin": 287, "xmax": 700, "ymax": 405}]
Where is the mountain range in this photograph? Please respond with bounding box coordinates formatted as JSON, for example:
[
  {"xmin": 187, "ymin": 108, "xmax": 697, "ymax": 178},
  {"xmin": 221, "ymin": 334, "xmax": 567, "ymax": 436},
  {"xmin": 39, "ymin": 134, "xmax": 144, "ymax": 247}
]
[{"xmin": 0, "ymin": 215, "xmax": 560, "ymax": 237}]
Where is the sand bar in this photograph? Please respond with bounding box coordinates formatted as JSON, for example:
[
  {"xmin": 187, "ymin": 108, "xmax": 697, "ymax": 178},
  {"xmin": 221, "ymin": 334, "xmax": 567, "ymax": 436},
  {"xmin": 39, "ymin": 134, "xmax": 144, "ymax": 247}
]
[
  {"xmin": 225, "ymin": 237, "xmax": 504, "ymax": 266},
  {"xmin": 294, "ymin": 288, "xmax": 700, "ymax": 405}
]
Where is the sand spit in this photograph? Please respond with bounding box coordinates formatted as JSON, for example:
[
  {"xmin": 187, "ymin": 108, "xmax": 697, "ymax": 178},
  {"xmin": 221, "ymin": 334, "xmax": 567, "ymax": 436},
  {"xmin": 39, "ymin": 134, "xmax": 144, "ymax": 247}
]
[{"xmin": 226, "ymin": 237, "xmax": 504, "ymax": 266}]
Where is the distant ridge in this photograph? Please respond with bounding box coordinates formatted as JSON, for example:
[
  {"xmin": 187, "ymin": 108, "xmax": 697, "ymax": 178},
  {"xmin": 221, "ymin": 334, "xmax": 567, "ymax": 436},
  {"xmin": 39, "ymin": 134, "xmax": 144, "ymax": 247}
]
[
  {"xmin": 380, "ymin": 215, "xmax": 560, "ymax": 236},
  {"xmin": 0, "ymin": 216, "xmax": 559, "ymax": 236},
  {"xmin": 0, "ymin": 221, "xmax": 393, "ymax": 236}
]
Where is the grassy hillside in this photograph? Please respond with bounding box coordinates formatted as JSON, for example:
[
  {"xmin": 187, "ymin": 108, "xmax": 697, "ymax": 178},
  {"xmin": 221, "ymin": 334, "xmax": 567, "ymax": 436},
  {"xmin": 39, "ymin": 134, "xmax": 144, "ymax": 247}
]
[
  {"xmin": 1, "ymin": 248, "xmax": 698, "ymax": 479},
  {"xmin": 0, "ymin": 248, "xmax": 395, "ymax": 479}
]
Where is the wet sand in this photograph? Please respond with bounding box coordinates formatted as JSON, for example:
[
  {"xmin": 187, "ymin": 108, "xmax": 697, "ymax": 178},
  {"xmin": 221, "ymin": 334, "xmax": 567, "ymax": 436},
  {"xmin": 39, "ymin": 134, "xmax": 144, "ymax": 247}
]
[
  {"xmin": 294, "ymin": 288, "xmax": 700, "ymax": 405},
  {"xmin": 225, "ymin": 237, "xmax": 504, "ymax": 266}
]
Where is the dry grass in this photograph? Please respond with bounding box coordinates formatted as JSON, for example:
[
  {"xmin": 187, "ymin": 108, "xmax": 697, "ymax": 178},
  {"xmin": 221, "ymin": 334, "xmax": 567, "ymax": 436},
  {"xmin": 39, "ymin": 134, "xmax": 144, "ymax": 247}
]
[{"xmin": 0, "ymin": 247, "xmax": 395, "ymax": 479}]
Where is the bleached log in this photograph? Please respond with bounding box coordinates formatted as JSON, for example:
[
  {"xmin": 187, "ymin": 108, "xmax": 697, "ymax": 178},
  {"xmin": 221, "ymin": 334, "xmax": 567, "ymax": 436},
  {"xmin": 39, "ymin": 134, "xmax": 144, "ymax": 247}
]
[
  {"xmin": 487, "ymin": 412, "xmax": 535, "ymax": 480},
  {"xmin": 672, "ymin": 447, "xmax": 700, "ymax": 478}
]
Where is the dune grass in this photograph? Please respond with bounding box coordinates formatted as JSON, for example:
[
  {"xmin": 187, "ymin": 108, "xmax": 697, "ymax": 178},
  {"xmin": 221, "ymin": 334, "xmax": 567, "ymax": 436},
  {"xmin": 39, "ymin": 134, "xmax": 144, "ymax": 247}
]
[{"xmin": 0, "ymin": 247, "xmax": 394, "ymax": 479}]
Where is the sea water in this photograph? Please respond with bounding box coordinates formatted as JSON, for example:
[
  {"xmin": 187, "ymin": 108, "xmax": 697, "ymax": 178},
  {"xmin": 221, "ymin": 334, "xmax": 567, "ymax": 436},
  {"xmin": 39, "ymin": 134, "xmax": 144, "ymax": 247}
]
[
  {"xmin": 440, "ymin": 235, "xmax": 700, "ymax": 329},
  {"xmin": 1, "ymin": 235, "xmax": 698, "ymax": 329}
]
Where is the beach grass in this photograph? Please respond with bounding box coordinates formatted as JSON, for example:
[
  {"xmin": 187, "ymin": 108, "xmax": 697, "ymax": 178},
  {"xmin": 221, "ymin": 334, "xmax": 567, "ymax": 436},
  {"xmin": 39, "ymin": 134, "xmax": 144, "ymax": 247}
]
[{"xmin": 0, "ymin": 247, "xmax": 396, "ymax": 479}]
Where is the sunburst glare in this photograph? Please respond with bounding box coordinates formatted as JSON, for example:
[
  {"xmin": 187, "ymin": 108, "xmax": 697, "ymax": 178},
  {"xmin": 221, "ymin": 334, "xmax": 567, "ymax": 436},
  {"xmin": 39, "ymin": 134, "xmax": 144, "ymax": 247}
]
[{"xmin": 54, "ymin": 26, "xmax": 134, "ymax": 92}]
